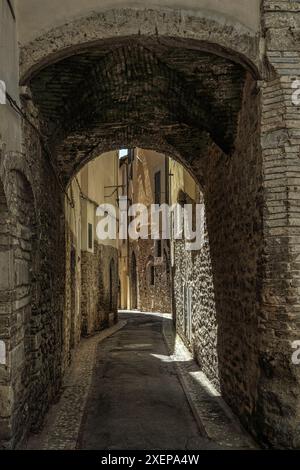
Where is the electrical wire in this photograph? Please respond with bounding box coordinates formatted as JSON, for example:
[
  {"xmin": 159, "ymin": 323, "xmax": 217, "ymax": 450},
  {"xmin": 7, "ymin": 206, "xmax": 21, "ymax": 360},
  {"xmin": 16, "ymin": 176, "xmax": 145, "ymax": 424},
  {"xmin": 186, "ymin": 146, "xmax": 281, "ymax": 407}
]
[{"xmin": 5, "ymin": 91, "xmax": 75, "ymax": 208}]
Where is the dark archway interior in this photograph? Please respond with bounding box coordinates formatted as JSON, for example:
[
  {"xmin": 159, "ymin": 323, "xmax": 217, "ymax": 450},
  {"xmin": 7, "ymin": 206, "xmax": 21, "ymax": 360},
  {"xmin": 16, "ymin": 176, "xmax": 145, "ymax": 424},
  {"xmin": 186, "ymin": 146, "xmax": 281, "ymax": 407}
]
[{"xmin": 28, "ymin": 38, "xmax": 247, "ymax": 187}]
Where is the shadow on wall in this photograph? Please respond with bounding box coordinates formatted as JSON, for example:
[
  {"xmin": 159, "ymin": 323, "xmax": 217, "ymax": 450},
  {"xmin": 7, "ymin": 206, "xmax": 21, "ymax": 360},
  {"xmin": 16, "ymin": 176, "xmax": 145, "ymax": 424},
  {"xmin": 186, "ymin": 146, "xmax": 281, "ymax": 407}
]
[{"xmin": 204, "ymin": 74, "xmax": 264, "ymax": 443}]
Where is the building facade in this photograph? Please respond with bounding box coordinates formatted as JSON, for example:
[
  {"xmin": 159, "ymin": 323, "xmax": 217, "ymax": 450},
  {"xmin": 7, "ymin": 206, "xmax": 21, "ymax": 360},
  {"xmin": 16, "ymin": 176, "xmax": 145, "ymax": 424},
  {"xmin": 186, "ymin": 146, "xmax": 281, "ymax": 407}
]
[{"xmin": 118, "ymin": 148, "xmax": 172, "ymax": 313}]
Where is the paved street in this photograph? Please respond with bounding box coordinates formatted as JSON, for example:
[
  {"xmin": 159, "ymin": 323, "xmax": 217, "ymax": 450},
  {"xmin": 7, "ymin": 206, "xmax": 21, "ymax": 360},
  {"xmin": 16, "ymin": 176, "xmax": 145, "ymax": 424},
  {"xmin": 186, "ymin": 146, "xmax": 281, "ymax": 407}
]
[
  {"xmin": 78, "ymin": 311, "xmax": 217, "ymax": 450},
  {"xmin": 25, "ymin": 311, "xmax": 252, "ymax": 450}
]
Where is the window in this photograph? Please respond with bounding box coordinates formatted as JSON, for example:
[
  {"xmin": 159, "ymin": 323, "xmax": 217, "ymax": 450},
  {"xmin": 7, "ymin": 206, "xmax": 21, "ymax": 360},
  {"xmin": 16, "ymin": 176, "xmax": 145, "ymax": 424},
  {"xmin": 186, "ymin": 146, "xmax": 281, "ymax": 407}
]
[
  {"xmin": 155, "ymin": 240, "xmax": 162, "ymax": 258},
  {"xmin": 154, "ymin": 171, "xmax": 161, "ymax": 205},
  {"xmin": 119, "ymin": 148, "xmax": 134, "ymax": 162},
  {"xmin": 150, "ymin": 265, "xmax": 155, "ymax": 286},
  {"xmin": 88, "ymin": 223, "xmax": 93, "ymax": 250}
]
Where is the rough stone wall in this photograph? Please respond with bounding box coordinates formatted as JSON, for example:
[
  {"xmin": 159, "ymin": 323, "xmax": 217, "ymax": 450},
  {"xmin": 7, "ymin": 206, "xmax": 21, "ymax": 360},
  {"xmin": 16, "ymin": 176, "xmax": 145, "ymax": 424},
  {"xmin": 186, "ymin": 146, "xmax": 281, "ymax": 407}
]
[
  {"xmin": 255, "ymin": 0, "xmax": 300, "ymax": 448},
  {"xmin": 0, "ymin": 179, "xmax": 13, "ymax": 448},
  {"xmin": 0, "ymin": 103, "xmax": 66, "ymax": 448},
  {"xmin": 0, "ymin": 168, "xmax": 39, "ymax": 449},
  {"xmin": 131, "ymin": 240, "xmax": 172, "ymax": 313},
  {"xmin": 81, "ymin": 241, "xmax": 118, "ymax": 336},
  {"xmin": 173, "ymin": 231, "xmax": 220, "ymax": 391},
  {"xmin": 0, "ymin": 98, "xmax": 120, "ymax": 449},
  {"xmin": 203, "ymin": 73, "xmax": 263, "ymax": 439},
  {"xmin": 20, "ymin": 110, "xmax": 65, "ymax": 439}
]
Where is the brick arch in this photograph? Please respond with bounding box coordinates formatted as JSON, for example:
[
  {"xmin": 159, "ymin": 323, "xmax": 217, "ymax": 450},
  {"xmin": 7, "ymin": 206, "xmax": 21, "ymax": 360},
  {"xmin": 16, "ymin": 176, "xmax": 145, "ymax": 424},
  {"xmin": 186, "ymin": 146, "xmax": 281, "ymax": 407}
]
[
  {"xmin": 19, "ymin": 8, "xmax": 261, "ymax": 85},
  {"xmin": 27, "ymin": 35, "xmax": 255, "ymax": 190},
  {"xmin": 22, "ymin": 27, "xmax": 266, "ymax": 443}
]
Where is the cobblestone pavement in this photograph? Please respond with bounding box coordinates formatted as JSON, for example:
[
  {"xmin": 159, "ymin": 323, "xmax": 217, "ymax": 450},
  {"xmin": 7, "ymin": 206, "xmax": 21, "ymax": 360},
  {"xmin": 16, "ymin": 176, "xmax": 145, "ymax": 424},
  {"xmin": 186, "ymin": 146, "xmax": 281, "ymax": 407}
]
[{"xmin": 24, "ymin": 311, "xmax": 254, "ymax": 450}]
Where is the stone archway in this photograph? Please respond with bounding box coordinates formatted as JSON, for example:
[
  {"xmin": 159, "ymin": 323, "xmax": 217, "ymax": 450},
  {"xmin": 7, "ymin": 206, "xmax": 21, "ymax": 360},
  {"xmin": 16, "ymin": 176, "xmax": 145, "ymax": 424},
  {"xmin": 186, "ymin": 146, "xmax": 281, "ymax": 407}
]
[
  {"xmin": 19, "ymin": 7, "xmax": 261, "ymax": 85},
  {"xmin": 20, "ymin": 32, "xmax": 264, "ymax": 446},
  {"xmin": 9, "ymin": 4, "xmax": 300, "ymax": 449}
]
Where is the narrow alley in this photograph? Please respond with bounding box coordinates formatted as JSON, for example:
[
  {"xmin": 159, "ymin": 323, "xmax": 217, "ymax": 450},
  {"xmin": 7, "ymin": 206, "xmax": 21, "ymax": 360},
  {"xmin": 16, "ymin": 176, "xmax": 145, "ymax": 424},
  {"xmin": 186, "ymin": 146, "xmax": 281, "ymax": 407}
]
[
  {"xmin": 25, "ymin": 312, "xmax": 253, "ymax": 451},
  {"xmin": 78, "ymin": 312, "xmax": 211, "ymax": 450}
]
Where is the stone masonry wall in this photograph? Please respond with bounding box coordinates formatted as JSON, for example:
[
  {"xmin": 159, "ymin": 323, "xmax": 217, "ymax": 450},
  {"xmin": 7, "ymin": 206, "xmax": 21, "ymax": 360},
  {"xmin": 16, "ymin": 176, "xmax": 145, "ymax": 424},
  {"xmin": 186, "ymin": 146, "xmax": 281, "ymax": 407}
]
[
  {"xmin": 0, "ymin": 180, "xmax": 12, "ymax": 447},
  {"xmin": 131, "ymin": 240, "xmax": 172, "ymax": 313},
  {"xmin": 0, "ymin": 102, "xmax": 66, "ymax": 448},
  {"xmin": 204, "ymin": 73, "xmax": 263, "ymax": 440},
  {"xmin": 173, "ymin": 72, "xmax": 264, "ymax": 441},
  {"xmin": 173, "ymin": 231, "xmax": 220, "ymax": 392},
  {"xmin": 81, "ymin": 241, "xmax": 118, "ymax": 336},
  {"xmin": 255, "ymin": 0, "xmax": 300, "ymax": 448}
]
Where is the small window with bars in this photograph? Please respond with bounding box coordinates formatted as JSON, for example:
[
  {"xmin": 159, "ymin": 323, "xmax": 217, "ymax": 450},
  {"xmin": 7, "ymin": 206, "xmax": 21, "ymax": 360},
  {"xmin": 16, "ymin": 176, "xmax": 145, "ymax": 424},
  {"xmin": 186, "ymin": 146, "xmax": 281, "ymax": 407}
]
[{"xmin": 155, "ymin": 240, "xmax": 162, "ymax": 258}]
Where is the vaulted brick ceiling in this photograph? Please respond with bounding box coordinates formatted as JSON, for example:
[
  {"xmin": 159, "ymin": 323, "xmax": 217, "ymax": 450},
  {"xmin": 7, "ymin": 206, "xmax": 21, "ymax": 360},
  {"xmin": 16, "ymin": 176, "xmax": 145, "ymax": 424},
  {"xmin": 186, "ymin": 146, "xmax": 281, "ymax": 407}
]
[{"xmin": 28, "ymin": 38, "xmax": 246, "ymax": 185}]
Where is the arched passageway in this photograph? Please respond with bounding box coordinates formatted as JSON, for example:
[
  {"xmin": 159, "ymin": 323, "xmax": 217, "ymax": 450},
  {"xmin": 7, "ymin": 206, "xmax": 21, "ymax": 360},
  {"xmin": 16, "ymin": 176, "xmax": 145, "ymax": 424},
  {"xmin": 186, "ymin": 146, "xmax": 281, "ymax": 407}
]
[
  {"xmin": 2, "ymin": 3, "xmax": 299, "ymax": 450},
  {"xmin": 15, "ymin": 34, "xmax": 265, "ymax": 447}
]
